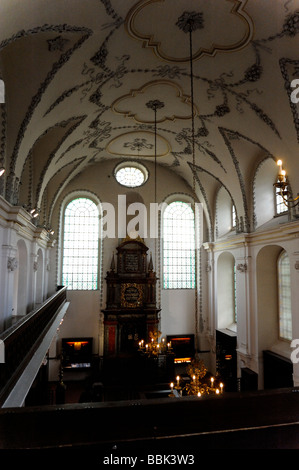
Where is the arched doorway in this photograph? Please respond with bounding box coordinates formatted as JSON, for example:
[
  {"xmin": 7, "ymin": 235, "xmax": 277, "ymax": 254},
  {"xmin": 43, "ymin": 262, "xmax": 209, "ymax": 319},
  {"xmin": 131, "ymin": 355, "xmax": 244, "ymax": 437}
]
[{"xmin": 256, "ymin": 245, "xmax": 293, "ymax": 389}]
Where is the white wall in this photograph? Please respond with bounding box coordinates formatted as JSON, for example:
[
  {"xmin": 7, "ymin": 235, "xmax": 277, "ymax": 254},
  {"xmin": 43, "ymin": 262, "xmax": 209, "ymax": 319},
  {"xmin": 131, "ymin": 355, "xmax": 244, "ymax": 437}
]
[
  {"xmin": 254, "ymin": 158, "xmax": 277, "ymax": 229},
  {"xmin": 56, "ymin": 290, "xmax": 101, "ymax": 352},
  {"xmin": 216, "ymin": 186, "xmax": 234, "ymax": 239},
  {"xmin": 217, "ymin": 251, "xmax": 235, "ymax": 330},
  {"xmin": 256, "ymin": 245, "xmax": 281, "ymax": 352},
  {"xmin": 160, "ymin": 289, "xmax": 196, "ymax": 337}
]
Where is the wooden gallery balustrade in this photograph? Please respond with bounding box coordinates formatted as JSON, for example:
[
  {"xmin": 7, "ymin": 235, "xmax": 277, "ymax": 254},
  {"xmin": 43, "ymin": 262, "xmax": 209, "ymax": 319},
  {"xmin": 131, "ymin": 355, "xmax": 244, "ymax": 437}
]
[{"xmin": 0, "ymin": 286, "xmax": 67, "ymax": 407}]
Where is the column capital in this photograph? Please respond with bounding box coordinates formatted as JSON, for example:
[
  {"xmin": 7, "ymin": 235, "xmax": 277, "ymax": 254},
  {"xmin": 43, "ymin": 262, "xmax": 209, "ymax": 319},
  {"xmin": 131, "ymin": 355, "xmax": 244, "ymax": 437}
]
[{"xmin": 202, "ymin": 242, "xmax": 214, "ymax": 252}]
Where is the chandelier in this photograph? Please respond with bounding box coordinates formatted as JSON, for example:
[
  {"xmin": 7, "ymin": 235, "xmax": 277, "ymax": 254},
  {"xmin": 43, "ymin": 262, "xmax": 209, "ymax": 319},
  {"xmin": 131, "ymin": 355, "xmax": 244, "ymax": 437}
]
[
  {"xmin": 138, "ymin": 330, "xmax": 173, "ymax": 357},
  {"xmin": 169, "ymin": 356, "xmax": 224, "ymax": 398},
  {"xmin": 274, "ymin": 159, "xmax": 299, "ymax": 208}
]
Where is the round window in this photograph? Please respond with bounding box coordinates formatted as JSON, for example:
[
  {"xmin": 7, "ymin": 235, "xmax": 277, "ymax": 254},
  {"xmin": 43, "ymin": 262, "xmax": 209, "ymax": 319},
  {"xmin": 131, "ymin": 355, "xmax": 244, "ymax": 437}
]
[{"xmin": 114, "ymin": 162, "xmax": 148, "ymax": 188}]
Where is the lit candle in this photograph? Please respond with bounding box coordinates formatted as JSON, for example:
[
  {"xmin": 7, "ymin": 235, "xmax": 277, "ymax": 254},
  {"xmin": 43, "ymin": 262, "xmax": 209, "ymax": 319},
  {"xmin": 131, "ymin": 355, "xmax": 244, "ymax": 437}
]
[
  {"xmin": 197, "ymin": 392, "xmax": 201, "ymax": 397},
  {"xmin": 277, "ymin": 159, "xmax": 283, "ymax": 175},
  {"xmin": 210, "ymin": 377, "xmax": 214, "ymax": 387},
  {"xmin": 193, "ymin": 375, "xmax": 196, "ymax": 382},
  {"xmin": 281, "ymin": 169, "xmax": 286, "ymax": 182},
  {"xmin": 170, "ymin": 382, "xmax": 174, "ymax": 391},
  {"xmin": 220, "ymin": 383, "xmax": 223, "ymax": 393},
  {"xmin": 176, "ymin": 375, "xmax": 180, "ymax": 387},
  {"xmin": 216, "ymin": 389, "xmax": 220, "ymax": 394}
]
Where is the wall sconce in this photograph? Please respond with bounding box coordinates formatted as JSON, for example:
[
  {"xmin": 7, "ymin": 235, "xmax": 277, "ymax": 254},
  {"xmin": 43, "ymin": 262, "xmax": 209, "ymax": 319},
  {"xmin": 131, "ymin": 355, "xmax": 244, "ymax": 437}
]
[
  {"xmin": 30, "ymin": 208, "xmax": 39, "ymax": 218},
  {"xmin": 45, "ymin": 226, "xmax": 55, "ymax": 236},
  {"xmin": 274, "ymin": 160, "xmax": 299, "ymax": 208}
]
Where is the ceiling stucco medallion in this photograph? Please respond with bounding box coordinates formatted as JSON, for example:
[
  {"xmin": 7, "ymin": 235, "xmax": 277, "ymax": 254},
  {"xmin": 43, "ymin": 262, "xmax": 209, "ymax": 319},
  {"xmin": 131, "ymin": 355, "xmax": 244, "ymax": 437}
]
[
  {"xmin": 125, "ymin": 0, "xmax": 254, "ymax": 62},
  {"xmin": 111, "ymin": 80, "xmax": 198, "ymax": 123},
  {"xmin": 106, "ymin": 131, "xmax": 171, "ymax": 158}
]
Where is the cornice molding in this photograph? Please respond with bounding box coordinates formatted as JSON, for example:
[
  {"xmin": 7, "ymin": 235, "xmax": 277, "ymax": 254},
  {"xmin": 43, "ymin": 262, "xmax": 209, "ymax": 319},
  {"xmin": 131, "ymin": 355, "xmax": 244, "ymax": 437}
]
[
  {"xmin": 207, "ymin": 219, "xmax": 299, "ymax": 252},
  {"xmin": 0, "ymin": 196, "xmax": 53, "ymax": 246}
]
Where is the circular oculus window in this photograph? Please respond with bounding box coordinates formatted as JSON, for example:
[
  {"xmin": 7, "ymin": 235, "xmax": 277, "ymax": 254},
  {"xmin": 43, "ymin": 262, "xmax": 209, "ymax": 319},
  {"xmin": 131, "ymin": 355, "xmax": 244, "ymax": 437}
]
[{"xmin": 114, "ymin": 163, "xmax": 148, "ymax": 188}]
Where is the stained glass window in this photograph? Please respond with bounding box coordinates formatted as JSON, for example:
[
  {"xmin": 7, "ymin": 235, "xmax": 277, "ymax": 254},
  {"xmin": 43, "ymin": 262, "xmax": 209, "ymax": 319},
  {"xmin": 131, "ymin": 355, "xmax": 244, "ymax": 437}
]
[
  {"xmin": 163, "ymin": 201, "xmax": 195, "ymax": 289},
  {"xmin": 278, "ymin": 251, "xmax": 292, "ymax": 341},
  {"xmin": 62, "ymin": 198, "xmax": 99, "ymax": 290}
]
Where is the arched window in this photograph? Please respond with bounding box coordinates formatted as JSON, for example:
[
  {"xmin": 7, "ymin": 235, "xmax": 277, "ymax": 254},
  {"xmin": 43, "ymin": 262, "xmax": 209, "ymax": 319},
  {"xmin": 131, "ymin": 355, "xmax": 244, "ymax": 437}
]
[
  {"xmin": 278, "ymin": 251, "xmax": 292, "ymax": 341},
  {"xmin": 232, "ymin": 204, "xmax": 236, "ymax": 229},
  {"xmin": 275, "ymin": 182, "xmax": 287, "ymax": 216},
  {"xmin": 163, "ymin": 201, "xmax": 195, "ymax": 289},
  {"xmin": 62, "ymin": 198, "xmax": 99, "ymax": 290}
]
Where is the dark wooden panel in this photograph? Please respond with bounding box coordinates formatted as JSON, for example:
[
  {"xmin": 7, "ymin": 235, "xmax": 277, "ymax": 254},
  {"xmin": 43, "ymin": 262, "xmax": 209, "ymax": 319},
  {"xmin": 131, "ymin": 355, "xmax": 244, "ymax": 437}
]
[
  {"xmin": 241, "ymin": 367, "xmax": 258, "ymax": 391},
  {"xmin": 216, "ymin": 329, "xmax": 237, "ymax": 391},
  {"xmin": 263, "ymin": 350, "xmax": 293, "ymax": 389}
]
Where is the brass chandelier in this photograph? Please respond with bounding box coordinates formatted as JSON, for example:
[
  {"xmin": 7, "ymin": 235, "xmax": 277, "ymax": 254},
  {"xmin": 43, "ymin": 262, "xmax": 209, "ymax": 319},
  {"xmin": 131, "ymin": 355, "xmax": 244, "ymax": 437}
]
[
  {"xmin": 274, "ymin": 159, "xmax": 299, "ymax": 209},
  {"xmin": 169, "ymin": 356, "xmax": 224, "ymax": 398},
  {"xmin": 138, "ymin": 330, "xmax": 173, "ymax": 357}
]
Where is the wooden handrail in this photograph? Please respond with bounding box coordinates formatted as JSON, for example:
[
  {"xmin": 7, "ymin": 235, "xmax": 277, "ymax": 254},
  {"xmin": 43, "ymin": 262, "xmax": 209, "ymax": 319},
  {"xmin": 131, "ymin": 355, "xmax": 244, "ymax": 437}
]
[
  {"xmin": 0, "ymin": 287, "xmax": 67, "ymax": 406},
  {"xmin": 0, "ymin": 387, "xmax": 299, "ymax": 450}
]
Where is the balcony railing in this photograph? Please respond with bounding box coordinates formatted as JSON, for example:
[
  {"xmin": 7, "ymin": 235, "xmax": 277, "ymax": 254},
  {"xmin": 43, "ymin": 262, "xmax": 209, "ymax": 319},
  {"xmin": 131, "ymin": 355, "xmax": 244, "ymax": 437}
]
[{"xmin": 0, "ymin": 287, "xmax": 67, "ymax": 407}]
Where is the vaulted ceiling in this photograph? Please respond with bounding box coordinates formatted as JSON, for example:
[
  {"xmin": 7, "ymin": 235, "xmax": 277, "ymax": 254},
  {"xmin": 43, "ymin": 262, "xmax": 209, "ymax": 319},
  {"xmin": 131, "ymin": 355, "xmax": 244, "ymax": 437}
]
[{"xmin": 0, "ymin": 0, "xmax": 298, "ymax": 235}]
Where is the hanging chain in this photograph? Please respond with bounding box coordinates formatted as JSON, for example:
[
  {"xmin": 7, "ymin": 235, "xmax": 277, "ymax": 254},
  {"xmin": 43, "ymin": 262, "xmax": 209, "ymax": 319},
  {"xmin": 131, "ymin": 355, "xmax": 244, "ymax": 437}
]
[
  {"xmin": 154, "ymin": 105, "xmax": 158, "ymax": 313},
  {"xmin": 188, "ymin": 20, "xmax": 199, "ymax": 354},
  {"xmin": 146, "ymin": 99, "xmax": 164, "ymax": 319}
]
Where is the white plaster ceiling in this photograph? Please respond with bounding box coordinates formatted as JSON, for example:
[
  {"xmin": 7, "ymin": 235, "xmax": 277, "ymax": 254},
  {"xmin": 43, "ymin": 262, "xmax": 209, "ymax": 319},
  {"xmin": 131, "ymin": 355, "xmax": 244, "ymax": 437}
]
[{"xmin": 0, "ymin": 0, "xmax": 298, "ymax": 235}]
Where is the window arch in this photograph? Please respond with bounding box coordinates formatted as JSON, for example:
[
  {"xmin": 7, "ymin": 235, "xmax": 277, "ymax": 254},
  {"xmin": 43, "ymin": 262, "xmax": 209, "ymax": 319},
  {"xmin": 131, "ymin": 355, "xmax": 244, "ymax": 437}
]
[
  {"xmin": 275, "ymin": 181, "xmax": 288, "ymax": 216},
  {"xmin": 232, "ymin": 204, "xmax": 236, "ymax": 229},
  {"xmin": 278, "ymin": 250, "xmax": 292, "ymax": 341},
  {"xmin": 162, "ymin": 201, "xmax": 195, "ymax": 289},
  {"xmin": 62, "ymin": 197, "xmax": 99, "ymax": 290}
]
